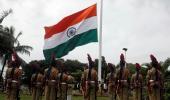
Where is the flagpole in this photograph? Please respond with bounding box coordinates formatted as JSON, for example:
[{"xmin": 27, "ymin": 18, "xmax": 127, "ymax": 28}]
[{"xmin": 98, "ymin": 0, "xmax": 103, "ymax": 83}]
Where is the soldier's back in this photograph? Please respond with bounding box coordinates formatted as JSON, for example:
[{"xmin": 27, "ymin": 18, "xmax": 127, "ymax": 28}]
[{"xmin": 84, "ymin": 68, "xmax": 97, "ymax": 81}]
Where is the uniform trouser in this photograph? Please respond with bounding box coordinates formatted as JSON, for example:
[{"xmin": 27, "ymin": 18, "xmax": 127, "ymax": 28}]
[
  {"xmin": 132, "ymin": 88, "xmax": 142, "ymax": 100},
  {"xmin": 32, "ymin": 87, "xmax": 42, "ymax": 100},
  {"xmin": 67, "ymin": 95, "xmax": 71, "ymax": 100},
  {"xmin": 45, "ymin": 85, "xmax": 57, "ymax": 100},
  {"xmin": 67, "ymin": 86, "xmax": 73, "ymax": 100},
  {"xmin": 108, "ymin": 92, "xmax": 115, "ymax": 100},
  {"xmin": 59, "ymin": 84, "xmax": 67, "ymax": 100},
  {"xmin": 84, "ymin": 83, "xmax": 96, "ymax": 100},
  {"xmin": 149, "ymin": 88, "xmax": 160, "ymax": 100},
  {"xmin": 7, "ymin": 88, "xmax": 18, "ymax": 100},
  {"xmin": 117, "ymin": 87, "xmax": 128, "ymax": 100},
  {"xmin": 6, "ymin": 88, "xmax": 10, "ymax": 100},
  {"xmin": 108, "ymin": 86, "xmax": 115, "ymax": 100}
]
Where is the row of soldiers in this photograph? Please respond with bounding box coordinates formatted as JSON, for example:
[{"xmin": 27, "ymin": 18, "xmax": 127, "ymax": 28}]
[
  {"xmin": 5, "ymin": 52, "xmax": 74, "ymax": 100},
  {"xmin": 4, "ymin": 52, "xmax": 163, "ymax": 100},
  {"xmin": 80, "ymin": 53, "xmax": 164, "ymax": 100},
  {"xmin": 102, "ymin": 54, "xmax": 164, "ymax": 100}
]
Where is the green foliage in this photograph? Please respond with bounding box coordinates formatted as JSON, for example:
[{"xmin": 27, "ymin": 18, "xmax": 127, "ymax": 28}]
[
  {"xmin": 162, "ymin": 58, "xmax": 170, "ymax": 79},
  {"xmin": 164, "ymin": 79, "xmax": 170, "ymax": 100},
  {"xmin": 21, "ymin": 61, "xmax": 34, "ymax": 85},
  {"xmin": 64, "ymin": 59, "xmax": 84, "ymax": 73},
  {"xmin": 62, "ymin": 59, "xmax": 84, "ymax": 83},
  {"xmin": 140, "ymin": 67, "xmax": 147, "ymax": 79},
  {"xmin": 127, "ymin": 63, "xmax": 136, "ymax": 74}
]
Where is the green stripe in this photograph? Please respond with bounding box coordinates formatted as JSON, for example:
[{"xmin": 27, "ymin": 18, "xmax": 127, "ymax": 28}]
[{"xmin": 43, "ymin": 29, "xmax": 98, "ymax": 61}]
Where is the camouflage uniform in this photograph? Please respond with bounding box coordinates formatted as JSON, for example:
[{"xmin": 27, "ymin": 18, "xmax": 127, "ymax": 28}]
[
  {"xmin": 31, "ymin": 72, "xmax": 44, "ymax": 100},
  {"xmin": 44, "ymin": 67, "xmax": 59, "ymax": 100},
  {"xmin": 131, "ymin": 63, "xmax": 143, "ymax": 100},
  {"xmin": 106, "ymin": 63, "xmax": 116, "ymax": 100},
  {"xmin": 146, "ymin": 55, "xmax": 163, "ymax": 100}
]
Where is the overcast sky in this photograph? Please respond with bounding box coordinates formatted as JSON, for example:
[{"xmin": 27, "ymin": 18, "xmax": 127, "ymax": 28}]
[{"xmin": 0, "ymin": 0, "xmax": 170, "ymax": 66}]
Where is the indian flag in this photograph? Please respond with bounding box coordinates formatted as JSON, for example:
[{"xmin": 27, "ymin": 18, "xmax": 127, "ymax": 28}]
[{"xmin": 43, "ymin": 4, "xmax": 98, "ymax": 60}]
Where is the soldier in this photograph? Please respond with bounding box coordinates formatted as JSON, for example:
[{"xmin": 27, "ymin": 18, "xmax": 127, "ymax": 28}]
[
  {"xmin": 44, "ymin": 54, "xmax": 59, "ymax": 100},
  {"xmin": 115, "ymin": 54, "xmax": 130, "ymax": 100},
  {"xmin": 81, "ymin": 64, "xmax": 88, "ymax": 97},
  {"xmin": 66, "ymin": 72, "xmax": 74, "ymax": 100},
  {"xmin": 81, "ymin": 54, "xmax": 98, "ymax": 100},
  {"xmin": 58, "ymin": 61, "xmax": 69, "ymax": 100},
  {"xmin": 5, "ymin": 60, "xmax": 12, "ymax": 99},
  {"xmin": 146, "ymin": 54, "xmax": 163, "ymax": 100},
  {"xmin": 131, "ymin": 63, "xmax": 143, "ymax": 100},
  {"xmin": 31, "ymin": 61, "xmax": 45, "ymax": 100},
  {"xmin": 5, "ymin": 52, "xmax": 22, "ymax": 100},
  {"xmin": 106, "ymin": 63, "xmax": 116, "ymax": 100}
]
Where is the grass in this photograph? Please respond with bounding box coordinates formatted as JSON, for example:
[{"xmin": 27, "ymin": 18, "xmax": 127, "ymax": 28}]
[{"xmin": 0, "ymin": 93, "xmax": 108, "ymax": 100}]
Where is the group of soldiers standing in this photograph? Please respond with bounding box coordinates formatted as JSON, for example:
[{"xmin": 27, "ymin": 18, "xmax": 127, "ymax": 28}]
[
  {"xmin": 102, "ymin": 54, "xmax": 163, "ymax": 100},
  {"xmin": 80, "ymin": 53, "xmax": 163, "ymax": 100},
  {"xmin": 31, "ymin": 54, "xmax": 75, "ymax": 100},
  {"xmin": 4, "ymin": 52, "xmax": 164, "ymax": 100},
  {"xmin": 5, "ymin": 53, "xmax": 74, "ymax": 100}
]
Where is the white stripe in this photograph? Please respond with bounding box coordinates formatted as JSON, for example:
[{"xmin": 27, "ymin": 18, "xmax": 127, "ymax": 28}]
[{"xmin": 43, "ymin": 16, "xmax": 97, "ymax": 50}]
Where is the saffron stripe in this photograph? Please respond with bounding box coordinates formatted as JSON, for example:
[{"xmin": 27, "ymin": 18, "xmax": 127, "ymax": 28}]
[
  {"xmin": 44, "ymin": 4, "xmax": 96, "ymax": 39},
  {"xmin": 43, "ymin": 16, "xmax": 97, "ymax": 50}
]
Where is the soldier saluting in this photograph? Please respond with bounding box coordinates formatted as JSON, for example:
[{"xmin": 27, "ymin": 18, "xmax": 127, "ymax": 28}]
[
  {"xmin": 5, "ymin": 52, "xmax": 22, "ymax": 100},
  {"xmin": 44, "ymin": 54, "xmax": 59, "ymax": 100},
  {"xmin": 115, "ymin": 54, "xmax": 130, "ymax": 100},
  {"xmin": 81, "ymin": 54, "xmax": 98, "ymax": 100},
  {"xmin": 106, "ymin": 63, "xmax": 116, "ymax": 100},
  {"xmin": 146, "ymin": 54, "xmax": 163, "ymax": 100},
  {"xmin": 131, "ymin": 63, "xmax": 143, "ymax": 100}
]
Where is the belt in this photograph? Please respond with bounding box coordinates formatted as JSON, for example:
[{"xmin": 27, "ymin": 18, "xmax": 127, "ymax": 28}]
[
  {"xmin": 36, "ymin": 82, "xmax": 42, "ymax": 85},
  {"xmin": 118, "ymin": 80, "xmax": 127, "ymax": 82},
  {"xmin": 86, "ymin": 81, "xmax": 96, "ymax": 84},
  {"xmin": 60, "ymin": 82, "xmax": 67, "ymax": 85},
  {"xmin": 48, "ymin": 80, "xmax": 57, "ymax": 86},
  {"xmin": 12, "ymin": 80, "xmax": 18, "ymax": 83},
  {"xmin": 35, "ymin": 82, "xmax": 42, "ymax": 87},
  {"xmin": 50, "ymin": 80, "xmax": 56, "ymax": 82},
  {"xmin": 149, "ymin": 80, "xmax": 154, "ymax": 83}
]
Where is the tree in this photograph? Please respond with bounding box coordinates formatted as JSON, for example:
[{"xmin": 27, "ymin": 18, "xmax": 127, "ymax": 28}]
[
  {"xmin": 0, "ymin": 26, "xmax": 33, "ymax": 80},
  {"xmin": 162, "ymin": 58, "xmax": 170, "ymax": 79},
  {"xmin": 0, "ymin": 9, "xmax": 12, "ymax": 24},
  {"xmin": 64, "ymin": 59, "xmax": 84, "ymax": 73},
  {"xmin": 0, "ymin": 25, "xmax": 33, "ymax": 58},
  {"xmin": 127, "ymin": 63, "xmax": 135, "ymax": 75},
  {"xmin": 0, "ymin": 23, "xmax": 33, "ymax": 80},
  {"xmin": 0, "ymin": 9, "xmax": 12, "ymax": 56}
]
